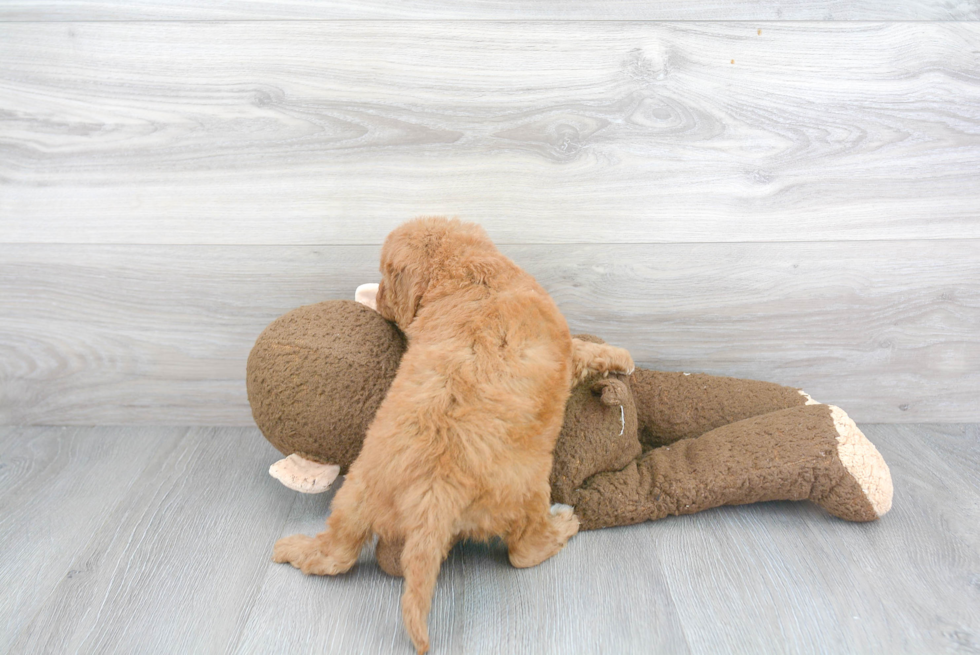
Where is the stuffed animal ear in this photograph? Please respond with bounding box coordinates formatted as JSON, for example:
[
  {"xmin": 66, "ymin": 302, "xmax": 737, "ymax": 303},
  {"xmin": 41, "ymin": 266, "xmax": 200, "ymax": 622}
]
[
  {"xmin": 355, "ymin": 282, "xmax": 379, "ymax": 310},
  {"xmin": 592, "ymin": 377, "xmax": 629, "ymax": 406}
]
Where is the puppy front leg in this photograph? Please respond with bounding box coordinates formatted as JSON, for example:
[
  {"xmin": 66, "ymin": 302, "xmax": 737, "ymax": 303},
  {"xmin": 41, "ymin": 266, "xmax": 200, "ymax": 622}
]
[
  {"xmin": 507, "ymin": 490, "xmax": 580, "ymax": 569},
  {"xmin": 571, "ymin": 338, "xmax": 634, "ymax": 384}
]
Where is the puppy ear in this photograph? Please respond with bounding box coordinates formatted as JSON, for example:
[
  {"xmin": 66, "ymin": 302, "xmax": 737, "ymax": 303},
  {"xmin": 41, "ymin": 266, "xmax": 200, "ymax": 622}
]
[
  {"xmin": 388, "ymin": 270, "xmax": 427, "ymax": 328},
  {"xmin": 592, "ymin": 377, "xmax": 629, "ymax": 406},
  {"xmin": 403, "ymin": 275, "xmax": 426, "ymax": 325}
]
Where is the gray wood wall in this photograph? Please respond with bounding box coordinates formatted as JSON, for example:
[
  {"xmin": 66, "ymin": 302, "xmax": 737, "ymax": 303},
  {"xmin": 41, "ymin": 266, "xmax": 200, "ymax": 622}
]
[{"xmin": 1, "ymin": 3, "xmax": 978, "ymax": 424}]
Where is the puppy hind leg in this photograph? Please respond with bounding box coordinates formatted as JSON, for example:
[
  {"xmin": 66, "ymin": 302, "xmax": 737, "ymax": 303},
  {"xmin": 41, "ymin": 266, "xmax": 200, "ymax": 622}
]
[
  {"xmin": 273, "ymin": 522, "xmax": 369, "ymax": 575},
  {"xmin": 507, "ymin": 491, "xmax": 580, "ymax": 569},
  {"xmin": 273, "ymin": 475, "xmax": 372, "ymax": 575},
  {"xmin": 320, "ymin": 475, "xmax": 375, "ymax": 570}
]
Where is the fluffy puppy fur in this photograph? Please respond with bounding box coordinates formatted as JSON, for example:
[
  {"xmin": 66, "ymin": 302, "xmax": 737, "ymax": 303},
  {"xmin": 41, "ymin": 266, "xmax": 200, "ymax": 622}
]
[{"xmin": 274, "ymin": 217, "xmax": 632, "ymax": 653}]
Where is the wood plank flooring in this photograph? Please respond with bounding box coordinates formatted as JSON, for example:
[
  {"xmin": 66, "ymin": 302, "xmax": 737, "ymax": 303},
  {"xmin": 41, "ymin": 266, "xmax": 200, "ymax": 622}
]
[{"xmin": 0, "ymin": 425, "xmax": 976, "ymax": 654}]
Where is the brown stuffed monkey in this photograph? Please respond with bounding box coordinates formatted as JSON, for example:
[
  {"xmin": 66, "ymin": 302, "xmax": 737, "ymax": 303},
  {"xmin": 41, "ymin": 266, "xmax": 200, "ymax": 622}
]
[{"xmin": 247, "ymin": 292, "xmax": 892, "ymax": 577}]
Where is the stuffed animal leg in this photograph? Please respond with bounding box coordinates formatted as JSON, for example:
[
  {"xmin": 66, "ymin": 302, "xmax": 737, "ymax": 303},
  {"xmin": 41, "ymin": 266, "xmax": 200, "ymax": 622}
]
[
  {"xmin": 568, "ymin": 402, "xmax": 893, "ymax": 530},
  {"xmin": 628, "ymin": 368, "xmax": 819, "ymax": 447}
]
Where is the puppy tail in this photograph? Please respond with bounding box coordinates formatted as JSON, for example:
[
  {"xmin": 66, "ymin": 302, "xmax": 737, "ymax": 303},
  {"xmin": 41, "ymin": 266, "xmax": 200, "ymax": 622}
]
[
  {"xmin": 571, "ymin": 337, "xmax": 635, "ymax": 385},
  {"xmin": 400, "ymin": 520, "xmax": 453, "ymax": 654}
]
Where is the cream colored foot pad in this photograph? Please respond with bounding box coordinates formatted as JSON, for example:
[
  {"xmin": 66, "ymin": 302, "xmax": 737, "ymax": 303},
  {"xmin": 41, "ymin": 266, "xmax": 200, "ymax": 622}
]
[
  {"xmin": 269, "ymin": 454, "xmax": 341, "ymax": 493},
  {"xmin": 830, "ymin": 406, "xmax": 894, "ymax": 517}
]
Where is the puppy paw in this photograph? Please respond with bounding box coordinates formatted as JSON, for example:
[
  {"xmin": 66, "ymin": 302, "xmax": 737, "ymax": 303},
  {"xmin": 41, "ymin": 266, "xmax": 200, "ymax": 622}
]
[
  {"xmin": 550, "ymin": 503, "xmax": 573, "ymax": 516},
  {"xmin": 549, "ymin": 504, "xmax": 580, "ymax": 545},
  {"xmin": 592, "ymin": 345, "xmax": 635, "ymax": 376},
  {"xmin": 273, "ymin": 533, "xmax": 317, "ymax": 566},
  {"xmin": 508, "ymin": 506, "xmax": 580, "ymax": 568},
  {"xmin": 273, "ymin": 533, "xmax": 348, "ymax": 575},
  {"xmin": 607, "ymin": 346, "xmax": 635, "ymax": 375}
]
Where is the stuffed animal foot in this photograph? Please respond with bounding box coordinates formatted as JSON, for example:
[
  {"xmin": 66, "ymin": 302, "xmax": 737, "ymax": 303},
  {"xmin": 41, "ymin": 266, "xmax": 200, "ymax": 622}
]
[
  {"xmin": 269, "ymin": 454, "xmax": 340, "ymax": 493},
  {"xmin": 273, "ymin": 532, "xmax": 356, "ymax": 575},
  {"xmin": 507, "ymin": 504, "xmax": 580, "ymax": 568},
  {"xmin": 812, "ymin": 406, "xmax": 893, "ymax": 521}
]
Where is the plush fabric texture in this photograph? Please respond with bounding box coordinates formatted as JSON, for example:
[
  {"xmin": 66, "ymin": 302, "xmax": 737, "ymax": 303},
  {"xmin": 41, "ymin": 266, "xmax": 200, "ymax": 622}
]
[
  {"xmin": 566, "ymin": 403, "xmax": 879, "ymax": 530},
  {"xmin": 248, "ymin": 303, "xmax": 892, "ymax": 578},
  {"xmin": 549, "ymin": 372, "xmax": 640, "ymax": 503},
  {"xmin": 246, "ymin": 300, "xmax": 405, "ymax": 470},
  {"xmin": 630, "ymin": 369, "xmax": 809, "ymax": 447}
]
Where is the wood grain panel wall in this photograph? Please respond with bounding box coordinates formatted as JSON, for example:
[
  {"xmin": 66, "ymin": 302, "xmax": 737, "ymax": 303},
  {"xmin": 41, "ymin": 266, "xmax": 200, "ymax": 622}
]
[
  {"xmin": 1, "ymin": 1, "xmax": 977, "ymax": 21},
  {"xmin": 1, "ymin": 242, "xmax": 976, "ymax": 424},
  {"xmin": 1, "ymin": 15, "xmax": 978, "ymax": 424},
  {"xmin": 2, "ymin": 22, "xmax": 979, "ymax": 245}
]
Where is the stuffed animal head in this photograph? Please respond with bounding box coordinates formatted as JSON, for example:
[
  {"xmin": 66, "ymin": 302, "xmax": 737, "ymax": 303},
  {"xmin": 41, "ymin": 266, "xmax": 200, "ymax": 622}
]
[
  {"xmin": 246, "ymin": 300, "xmax": 406, "ymax": 472},
  {"xmin": 549, "ymin": 335, "xmax": 642, "ymax": 505}
]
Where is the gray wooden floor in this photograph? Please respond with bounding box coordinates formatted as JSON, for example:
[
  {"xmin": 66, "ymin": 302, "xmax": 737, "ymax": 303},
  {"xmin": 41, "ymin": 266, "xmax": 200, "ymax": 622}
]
[{"xmin": 1, "ymin": 424, "xmax": 976, "ymax": 654}]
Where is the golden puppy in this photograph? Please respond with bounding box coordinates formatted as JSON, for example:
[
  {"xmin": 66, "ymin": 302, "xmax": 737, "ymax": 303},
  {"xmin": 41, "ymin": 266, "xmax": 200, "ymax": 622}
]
[{"xmin": 274, "ymin": 217, "xmax": 632, "ymax": 653}]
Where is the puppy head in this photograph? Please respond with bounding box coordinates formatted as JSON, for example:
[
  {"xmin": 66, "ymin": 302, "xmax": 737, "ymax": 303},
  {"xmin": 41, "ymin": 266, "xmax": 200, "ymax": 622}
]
[{"xmin": 376, "ymin": 216, "xmax": 494, "ymax": 328}]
